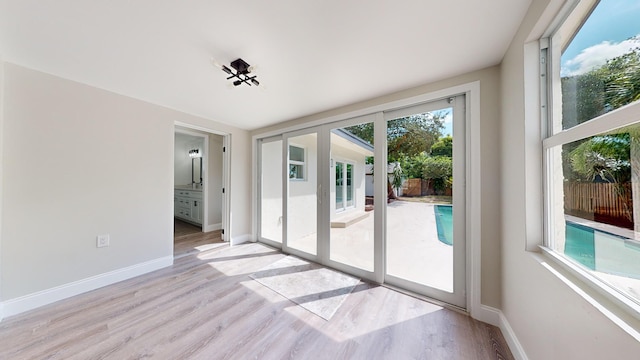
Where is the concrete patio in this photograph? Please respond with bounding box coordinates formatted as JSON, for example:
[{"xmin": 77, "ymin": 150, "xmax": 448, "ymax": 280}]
[{"xmin": 290, "ymin": 200, "xmax": 454, "ymax": 293}]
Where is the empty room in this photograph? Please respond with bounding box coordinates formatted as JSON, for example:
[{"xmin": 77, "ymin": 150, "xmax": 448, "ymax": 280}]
[{"xmin": 1, "ymin": 0, "xmax": 640, "ymax": 359}]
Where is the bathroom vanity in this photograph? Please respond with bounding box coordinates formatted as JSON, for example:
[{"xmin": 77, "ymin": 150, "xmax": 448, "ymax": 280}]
[{"xmin": 174, "ymin": 186, "xmax": 203, "ymax": 225}]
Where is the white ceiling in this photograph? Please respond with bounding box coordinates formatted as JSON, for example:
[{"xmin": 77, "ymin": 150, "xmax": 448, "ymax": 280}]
[{"xmin": 0, "ymin": 0, "xmax": 531, "ymax": 130}]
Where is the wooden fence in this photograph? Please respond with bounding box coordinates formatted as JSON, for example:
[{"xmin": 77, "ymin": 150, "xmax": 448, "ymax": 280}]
[
  {"xmin": 564, "ymin": 182, "xmax": 633, "ymax": 228},
  {"xmin": 402, "ymin": 178, "xmax": 452, "ymax": 197}
]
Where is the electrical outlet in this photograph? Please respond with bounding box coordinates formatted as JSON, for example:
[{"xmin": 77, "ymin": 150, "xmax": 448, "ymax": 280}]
[{"xmin": 96, "ymin": 234, "xmax": 110, "ymax": 248}]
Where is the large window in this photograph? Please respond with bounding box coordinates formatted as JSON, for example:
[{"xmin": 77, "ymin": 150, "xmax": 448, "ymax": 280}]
[{"xmin": 543, "ymin": 0, "xmax": 640, "ymax": 310}]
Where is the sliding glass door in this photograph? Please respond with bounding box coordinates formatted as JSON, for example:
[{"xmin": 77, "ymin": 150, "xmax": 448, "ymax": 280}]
[
  {"xmin": 258, "ymin": 136, "xmax": 283, "ymax": 245},
  {"xmin": 257, "ymin": 96, "xmax": 466, "ymax": 307},
  {"xmin": 383, "ymin": 96, "xmax": 466, "ymax": 308},
  {"xmin": 327, "ymin": 116, "xmax": 378, "ymax": 276},
  {"xmin": 283, "ymin": 128, "xmax": 320, "ymax": 258}
]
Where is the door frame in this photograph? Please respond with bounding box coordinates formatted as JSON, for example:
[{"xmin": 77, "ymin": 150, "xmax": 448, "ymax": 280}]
[
  {"xmin": 251, "ymin": 81, "xmax": 486, "ymax": 320},
  {"xmin": 174, "ymin": 122, "xmax": 231, "ymax": 242},
  {"xmin": 174, "ymin": 127, "xmax": 209, "ymax": 231}
]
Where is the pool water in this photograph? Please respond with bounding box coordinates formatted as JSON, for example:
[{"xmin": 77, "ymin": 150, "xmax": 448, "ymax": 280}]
[
  {"xmin": 434, "ymin": 207, "xmax": 640, "ymax": 279},
  {"xmin": 564, "ymin": 222, "xmax": 596, "ymax": 270},
  {"xmin": 434, "ymin": 205, "xmax": 453, "ymax": 245}
]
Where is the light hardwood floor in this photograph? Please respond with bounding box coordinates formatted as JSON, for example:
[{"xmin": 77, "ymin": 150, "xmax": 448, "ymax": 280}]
[
  {"xmin": 174, "ymin": 219, "xmax": 226, "ymax": 259},
  {"xmin": 0, "ymin": 237, "xmax": 513, "ymax": 359}
]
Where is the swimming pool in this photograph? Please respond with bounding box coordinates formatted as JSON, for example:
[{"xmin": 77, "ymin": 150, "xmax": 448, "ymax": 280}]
[
  {"xmin": 435, "ymin": 207, "xmax": 640, "ymax": 279},
  {"xmin": 434, "ymin": 205, "xmax": 453, "ymax": 245},
  {"xmin": 564, "ymin": 221, "xmax": 640, "ymax": 279},
  {"xmin": 564, "ymin": 222, "xmax": 597, "ymax": 270}
]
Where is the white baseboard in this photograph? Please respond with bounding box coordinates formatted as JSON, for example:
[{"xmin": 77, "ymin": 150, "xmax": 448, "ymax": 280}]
[
  {"xmin": 471, "ymin": 303, "xmax": 501, "ymax": 326},
  {"xmin": 471, "ymin": 305, "xmax": 527, "ymax": 360},
  {"xmin": 497, "ymin": 310, "xmax": 528, "ymax": 360},
  {"xmin": 230, "ymin": 233, "xmax": 252, "ymax": 246},
  {"xmin": 1, "ymin": 256, "xmax": 173, "ymax": 319},
  {"xmin": 203, "ymin": 222, "xmax": 222, "ymax": 232}
]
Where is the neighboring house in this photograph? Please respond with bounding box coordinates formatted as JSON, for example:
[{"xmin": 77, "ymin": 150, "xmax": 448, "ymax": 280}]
[
  {"xmin": 260, "ymin": 129, "xmax": 373, "ymax": 241},
  {"xmin": 329, "ymin": 130, "xmax": 374, "ymax": 226}
]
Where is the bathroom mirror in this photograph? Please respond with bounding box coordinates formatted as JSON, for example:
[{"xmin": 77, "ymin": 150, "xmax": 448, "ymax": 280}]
[
  {"xmin": 192, "ymin": 155, "xmax": 203, "ymax": 186},
  {"xmin": 175, "ymin": 132, "xmax": 205, "ymax": 188}
]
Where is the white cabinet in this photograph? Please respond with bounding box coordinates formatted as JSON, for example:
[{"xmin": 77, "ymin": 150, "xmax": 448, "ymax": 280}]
[{"xmin": 174, "ymin": 189, "xmax": 203, "ymax": 225}]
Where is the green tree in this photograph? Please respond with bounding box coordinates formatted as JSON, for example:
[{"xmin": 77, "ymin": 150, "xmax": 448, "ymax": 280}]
[
  {"xmin": 422, "ymin": 156, "xmax": 453, "ymax": 193},
  {"xmin": 569, "ymin": 134, "xmax": 631, "ymax": 183},
  {"xmin": 605, "ymin": 48, "xmax": 640, "ymax": 110},
  {"xmin": 430, "ymin": 135, "xmax": 452, "ymax": 157},
  {"xmin": 344, "ymin": 111, "xmax": 445, "ymax": 161},
  {"xmin": 387, "ymin": 113, "xmax": 445, "ymax": 161},
  {"xmin": 561, "ymin": 42, "xmax": 640, "ymax": 181},
  {"xmin": 397, "ymin": 153, "xmax": 429, "ymax": 179},
  {"xmin": 344, "ymin": 123, "xmax": 374, "ymax": 145},
  {"xmin": 562, "ymin": 39, "xmax": 640, "ymax": 128}
]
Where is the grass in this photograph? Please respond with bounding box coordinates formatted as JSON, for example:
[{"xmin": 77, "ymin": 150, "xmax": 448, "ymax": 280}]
[{"xmin": 396, "ymin": 195, "xmax": 452, "ymax": 204}]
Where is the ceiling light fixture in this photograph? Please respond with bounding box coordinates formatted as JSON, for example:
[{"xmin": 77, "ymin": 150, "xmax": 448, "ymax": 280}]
[{"xmin": 212, "ymin": 58, "xmax": 260, "ymax": 87}]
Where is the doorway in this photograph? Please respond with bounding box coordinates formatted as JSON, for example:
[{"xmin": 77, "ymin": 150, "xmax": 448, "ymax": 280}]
[
  {"xmin": 174, "ymin": 126, "xmax": 227, "ymax": 257},
  {"xmin": 257, "ymin": 95, "xmax": 467, "ymax": 308}
]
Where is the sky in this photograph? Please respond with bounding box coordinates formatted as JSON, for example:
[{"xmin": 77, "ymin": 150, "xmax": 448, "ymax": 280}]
[
  {"xmin": 561, "ymin": 0, "xmax": 640, "ymax": 76},
  {"xmin": 438, "ymin": 1, "xmax": 640, "ymax": 136},
  {"xmin": 442, "ymin": 110, "xmax": 453, "ymax": 137}
]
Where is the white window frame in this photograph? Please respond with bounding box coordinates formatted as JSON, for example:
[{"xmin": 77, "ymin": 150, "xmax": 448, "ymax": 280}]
[
  {"xmin": 541, "ymin": 0, "xmax": 640, "ymax": 319},
  {"xmin": 289, "ymin": 144, "xmax": 306, "ymax": 181}
]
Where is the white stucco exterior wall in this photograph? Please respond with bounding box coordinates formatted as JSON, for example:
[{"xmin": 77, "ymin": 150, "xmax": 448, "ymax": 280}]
[
  {"xmin": 259, "ymin": 140, "xmax": 283, "ymax": 242},
  {"xmin": 287, "ymin": 133, "xmax": 318, "ymax": 242}
]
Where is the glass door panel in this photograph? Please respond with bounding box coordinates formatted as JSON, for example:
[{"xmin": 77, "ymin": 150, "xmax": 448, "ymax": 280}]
[
  {"xmin": 336, "ymin": 162, "xmax": 344, "ymax": 210},
  {"xmin": 328, "ymin": 121, "xmax": 375, "ymax": 272},
  {"xmin": 346, "ymin": 163, "xmax": 354, "ymax": 207},
  {"xmin": 284, "ymin": 130, "xmax": 319, "ymax": 257},
  {"xmin": 384, "ymin": 96, "xmax": 466, "ymax": 308},
  {"xmin": 258, "ymin": 138, "xmax": 283, "ymax": 244}
]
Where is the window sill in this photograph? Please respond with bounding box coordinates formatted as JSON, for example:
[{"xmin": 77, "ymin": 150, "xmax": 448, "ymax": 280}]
[{"xmin": 538, "ymin": 246, "xmax": 640, "ymax": 332}]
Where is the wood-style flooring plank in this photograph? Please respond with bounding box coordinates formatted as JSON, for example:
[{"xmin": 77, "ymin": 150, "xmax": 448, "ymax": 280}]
[
  {"xmin": 174, "ymin": 219, "xmax": 226, "ymax": 259},
  {"xmin": 0, "ymin": 240, "xmax": 513, "ymax": 360}
]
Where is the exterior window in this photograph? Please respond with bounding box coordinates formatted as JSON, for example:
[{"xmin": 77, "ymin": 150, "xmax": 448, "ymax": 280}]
[
  {"xmin": 544, "ymin": 0, "xmax": 640, "ymax": 308},
  {"xmin": 289, "ymin": 145, "xmax": 305, "ymax": 180}
]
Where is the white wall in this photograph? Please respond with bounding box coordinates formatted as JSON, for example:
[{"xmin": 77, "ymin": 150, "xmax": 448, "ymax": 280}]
[
  {"xmin": 500, "ymin": 0, "xmax": 640, "ymax": 358},
  {"xmin": 0, "ymin": 63, "xmax": 251, "ymax": 314},
  {"xmin": 1, "ymin": 62, "xmax": 172, "ymax": 300}
]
